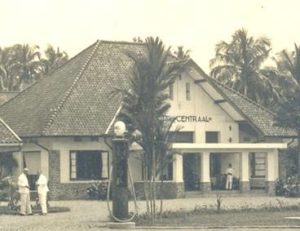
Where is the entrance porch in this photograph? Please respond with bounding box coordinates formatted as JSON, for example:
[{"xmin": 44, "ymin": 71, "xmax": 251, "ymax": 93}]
[{"xmin": 172, "ymin": 143, "xmax": 287, "ymax": 195}]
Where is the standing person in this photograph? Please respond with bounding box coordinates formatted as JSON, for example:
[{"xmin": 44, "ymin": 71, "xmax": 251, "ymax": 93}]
[
  {"xmin": 18, "ymin": 168, "xmax": 32, "ymax": 215},
  {"xmin": 225, "ymin": 163, "xmax": 234, "ymax": 190},
  {"xmin": 36, "ymin": 171, "xmax": 49, "ymax": 215}
]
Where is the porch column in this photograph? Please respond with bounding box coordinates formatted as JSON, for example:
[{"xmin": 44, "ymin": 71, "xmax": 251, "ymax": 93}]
[
  {"xmin": 173, "ymin": 153, "xmax": 183, "ymax": 182},
  {"xmin": 12, "ymin": 151, "xmax": 23, "ymax": 177},
  {"xmin": 266, "ymin": 149, "xmax": 278, "ymax": 195},
  {"xmin": 200, "ymin": 152, "xmax": 211, "ymax": 192},
  {"xmin": 239, "ymin": 151, "xmax": 250, "ymax": 192}
]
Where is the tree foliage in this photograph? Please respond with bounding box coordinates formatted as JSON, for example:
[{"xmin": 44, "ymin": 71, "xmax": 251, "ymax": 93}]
[
  {"xmin": 0, "ymin": 44, "xmax": 68, "ymax": 91},
  {"xmin": 115, "ymin": 37, "xmax": 187, "ymax": 220},
  {"xmin": 273, "ymin": 44, "xmax": 300, "ymax": 174},
  {"xmin": 41, "ymin": 45, "xmax": 68, "ymax": 75},
  {"xmin": 210, "ymin": 28, "xmax": 279, "ymax": 106}
]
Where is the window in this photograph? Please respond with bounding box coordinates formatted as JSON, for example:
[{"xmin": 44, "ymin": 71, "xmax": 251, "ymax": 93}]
[
  {"xmin": 250, "ymin": 153, "xmax": 265, "ymax": 177},
  {"xmin": 169, "ymin": 83, "xmax": 174, "ymax": 100},
  {"xmin": 70, "ymin": 151, "xmax": 109, "ymax": 180},
  {"xmin": 205, "ymin": 131, "xmax": 219, "ymax": 143},
  {"xmin": 169, "ymin": 132, "xmax": 194, "ymax": 143},
  {"xmin": 186, "ymin": 83, "xmax": 191, "ymax": 100}
]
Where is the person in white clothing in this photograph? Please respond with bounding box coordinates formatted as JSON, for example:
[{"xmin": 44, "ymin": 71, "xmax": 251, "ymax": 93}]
[
  {"xmin": 36, "ymin": 171, "xmax": 49, "ymax": 215},
  {"xmin": 18, "ymin": 168, "xmax": 32, "ymax": 215},
  {"xmin": 225, "ymin": 163, "xmax": 234, "ymax": 190}
]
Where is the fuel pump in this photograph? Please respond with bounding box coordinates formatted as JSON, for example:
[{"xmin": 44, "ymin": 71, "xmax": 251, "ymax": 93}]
[{"xmin": 111, "ymin": 121, "xmax": 129, "ymax": 220}]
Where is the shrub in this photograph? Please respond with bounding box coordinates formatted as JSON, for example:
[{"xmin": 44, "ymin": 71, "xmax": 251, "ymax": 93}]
[
  {"xmin": 275, "ymin": 179, "xmax": 285, "ymax": 196},
  {"xmin": 275, "ymin": 176, "xmax": 299, "ymax": 197},
  {"xmin": 283, "ymin": 176, "xmax": 298, "ymax": 197},
  {"xmin": 86, "ymin": 181, "xmax": 109, "ymax": 200}
]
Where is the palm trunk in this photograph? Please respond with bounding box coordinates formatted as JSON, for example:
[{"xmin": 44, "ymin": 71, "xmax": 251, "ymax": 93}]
[
  {"xmin": 153, "ymin": 148, "xmax": 156, "ymax": 221},
  {"xmin": 142, "ymin": 159, "xmax": 150, "ymax": 214},
  {"xmin": 159, "ymin": 178, "xmax": 164, "ymax": 215},
  {"xmin": 297, "ymin": 130, "xmax": 300, "ymax": 178}
]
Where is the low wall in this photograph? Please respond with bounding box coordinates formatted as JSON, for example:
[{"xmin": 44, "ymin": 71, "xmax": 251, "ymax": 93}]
[{"xmin": 134, "ymin": 181, "xmax": 184, "ymax": 199}]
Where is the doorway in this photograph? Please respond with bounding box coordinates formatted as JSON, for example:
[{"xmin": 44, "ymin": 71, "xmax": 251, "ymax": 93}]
[
  {"xmin": 183, "ymin": 153, "xmax": 200, "ymax": 191},
  {"xmin": 210, "ymin": 153, "xmax": 224, "ymax": 190}
]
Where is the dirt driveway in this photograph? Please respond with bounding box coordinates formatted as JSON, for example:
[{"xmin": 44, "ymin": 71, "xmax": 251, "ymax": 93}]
[
  {"xmin": 1, "ymin": 197, "xmax": 300, "ymax": 230},
  {"xmin": 0, "ymin": 200, "xmax": 110, "ymax": 231}
]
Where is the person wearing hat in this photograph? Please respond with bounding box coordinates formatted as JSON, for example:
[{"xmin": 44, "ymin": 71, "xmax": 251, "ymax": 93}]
[
  {"xmin": 18, "ymin": 168, "xmax": 32, "ymax": 215},
  {"xmin": 35, "ymin": 170, "xmax": 49, "ymax": 215}
]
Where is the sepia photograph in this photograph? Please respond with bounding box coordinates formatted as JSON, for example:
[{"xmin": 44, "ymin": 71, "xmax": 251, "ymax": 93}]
[{"xmin": 0, "ymin": 0, "xmax": 300, "ymax": 230}]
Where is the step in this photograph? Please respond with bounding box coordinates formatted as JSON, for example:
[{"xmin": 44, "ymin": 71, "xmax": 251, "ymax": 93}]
[{"xmin": 184, "ymin": 190, "xmax": 267, "ymax": 198}]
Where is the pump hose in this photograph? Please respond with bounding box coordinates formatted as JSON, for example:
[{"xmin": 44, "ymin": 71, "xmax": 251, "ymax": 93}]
[{"xmin": 106, "ymin": 163, "xmax": 139, "ymax": 222}]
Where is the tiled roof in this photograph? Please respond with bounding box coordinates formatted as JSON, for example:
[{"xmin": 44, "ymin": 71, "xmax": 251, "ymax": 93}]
[
  {"xmin": 0, "ymin": 118, "xmax": 22, "ymax": 145},
  {"xmin": 0, "ymin": 92, "xmax": 19, "ymax": 106},
  {"xmin": 0, "ymin": 40, "xmax": 144, "ymax": 137},
  {"xmin": 0, "ymin": 40, "xmax": 295, "ymax": 138},
  {"xmin": 209, "ymin": 77, "xmax": 297, "ymax": 137}
]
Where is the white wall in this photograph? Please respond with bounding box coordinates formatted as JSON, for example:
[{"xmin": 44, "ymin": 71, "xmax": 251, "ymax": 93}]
[
  {"xmin": 20, "ymin": 141, "xmax": 49, "ymax": 179},
  {"xmin": 168, "ymin": 72, "xmax": 239, "ymax": 143},
  {"xmin": 128, "ymin": 151, "xmax": 143, "ymax": 181},
  {"xmin": 50, "ymin": 137, "xmax": 111, "ymax": 183}
]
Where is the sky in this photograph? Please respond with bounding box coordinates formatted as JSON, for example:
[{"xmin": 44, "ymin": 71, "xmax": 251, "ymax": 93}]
[{"xmin": 0, "ymin": 0, "xmax": 300, "ymax": 72}]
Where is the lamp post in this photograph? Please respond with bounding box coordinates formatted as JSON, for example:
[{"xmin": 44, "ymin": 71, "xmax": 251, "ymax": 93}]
[{"xmin": 112, "ymin": 121, "xmax": 129, "ymax": 220}]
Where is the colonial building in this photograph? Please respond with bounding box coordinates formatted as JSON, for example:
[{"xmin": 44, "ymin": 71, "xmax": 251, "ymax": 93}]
[{"xmin": 0, "ymin": 40, "xmax": 295, "ymax": 199}]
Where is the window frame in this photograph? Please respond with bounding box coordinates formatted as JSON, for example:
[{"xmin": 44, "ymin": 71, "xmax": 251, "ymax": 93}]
[
  {"xmin": 205, "ymin": 131, "xmax": 220, "ymax": 143},
  {"xmin": 69, "ymin": 150, "xmax": 109, "ymax": 181},
  {"xmin": 186, "ymin": 82, "xmax": 191, "ymax": 101},
  {"xmin": 250, "ymin": 153, "xmax": 266, "ymax": 178}
]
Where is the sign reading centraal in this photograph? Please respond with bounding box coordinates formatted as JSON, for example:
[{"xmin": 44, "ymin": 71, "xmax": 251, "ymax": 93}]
[
  {"xmin": 176, "ymin": 115, "xmax": 212, "ymax": 123},
  {"xmin": 161, "ymin": 115, "xmax": 213, "ymax": 123}
]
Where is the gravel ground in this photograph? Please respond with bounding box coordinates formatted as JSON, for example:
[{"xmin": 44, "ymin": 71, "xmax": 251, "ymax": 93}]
[{"xmin": 0, "ymin": 196, "xmax": 300, "ymax": 230}]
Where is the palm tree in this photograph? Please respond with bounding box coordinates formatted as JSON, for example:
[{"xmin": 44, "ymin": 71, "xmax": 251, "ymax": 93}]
[
  {"xmin": 0, "ymin": 47, "xmax": 8, "ymax": 91},
  {"xmin": 274, "ymin": 44, "xmax": 300, "ymax": 93},
  {"xmin": 115, "ymin": 37, "xmax": 187, "ymax": 220},
  {"xmin": 210, "ymin": 28, "xmax": 277, "ymax": 106},
  {"xmin": 41, "ymin": 45, "xmax": 68, "ymax": 75},
  {"xmin": 9, "ymin": 44, "xmax": 43, "ymax": 90},
  {"xmin": 174, "ymin": 46, "xmax": 190, "ymax": 60},
  {"xmin": 273, "ymin": 44, "xmax": 300, "ymax": 175}
]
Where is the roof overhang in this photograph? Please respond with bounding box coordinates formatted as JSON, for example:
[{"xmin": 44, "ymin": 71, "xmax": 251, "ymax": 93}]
[
  {"xmin": 172, "ymin": 142, "xmax": 287, "ymax": 153},
  {"xmin": 187, "ymin": 67, "xmax": 245, "ymax": 122},
  {"xmin": 0, "ymin": 143, "xmax": 22, "ymax": 152},
  {"xmin": 186, "ymin": 60, "xmax": 266, "ymax": 137}
]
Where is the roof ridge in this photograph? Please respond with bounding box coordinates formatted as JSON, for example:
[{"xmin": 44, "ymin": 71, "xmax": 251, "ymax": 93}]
[
  {"xmin": 210, "ymin": 77, "xmax": 276, "ymax": 116},
  {"xmin": 41, "ymin": 40, "xmax": 101, "ymax": 135},
  {"xmin": 99, "ymin": 40, "xmax": 145, "ymax": 46},
  {"xmin": 44, "ymin": 40, "xmax": 100, "ymax": 77}
]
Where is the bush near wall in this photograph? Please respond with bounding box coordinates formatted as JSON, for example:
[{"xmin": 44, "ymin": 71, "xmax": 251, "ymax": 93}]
[
  {"xmin": 86, "ymin": 181, "xmax": 109, "ymax": 200},
  {"xmin": 275, "ymin": 176, "xmax": 299, "ymax": 197}
]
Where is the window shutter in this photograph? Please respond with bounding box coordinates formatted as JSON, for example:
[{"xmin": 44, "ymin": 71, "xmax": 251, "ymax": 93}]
[
  {"xmin": 101, "ymin": 151, "xmax": 109, "ymax": 178},
  {"xmin": 70, "ymin": 151, "xmax": 77, "ymax": 179}
]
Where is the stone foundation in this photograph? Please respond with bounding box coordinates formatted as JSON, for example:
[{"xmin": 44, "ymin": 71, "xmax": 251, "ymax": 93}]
[
  {"xmin": 266, "ymin": 181, "xmax": 275, "ymax": 196},
  {"xmin": 134, "ymin": 181, "xmax": 184, "ymax": 199},
  {"xmin": 200, "ymin": 182, "xmax": 211, "ymax": 193},
  {"xmin": 239, "ymin": 181, "xmax": 250, "ymax": 193}
]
